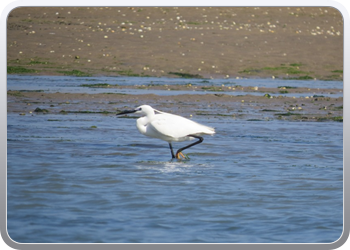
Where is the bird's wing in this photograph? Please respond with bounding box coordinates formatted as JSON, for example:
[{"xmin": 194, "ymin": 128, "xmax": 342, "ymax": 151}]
[{"xmin": 148, "ymin": 113, "xmax": 215, "ymax": 140}]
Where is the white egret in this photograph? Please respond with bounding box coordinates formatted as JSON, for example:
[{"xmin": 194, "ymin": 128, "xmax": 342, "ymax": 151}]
[{"xmin": 116, "ymin": 105, "xmax": 215, "ymax": 159}]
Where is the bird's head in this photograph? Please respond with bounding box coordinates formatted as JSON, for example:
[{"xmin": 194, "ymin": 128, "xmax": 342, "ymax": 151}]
[{"xmin": 116, "ymin": 105, "xmax": 155, "ymax": 116}]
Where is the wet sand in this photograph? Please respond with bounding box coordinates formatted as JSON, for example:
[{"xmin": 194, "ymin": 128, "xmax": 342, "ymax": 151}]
[{"xmin": 7, "ymin": 7, "xmax": 343, "ymax": 80}]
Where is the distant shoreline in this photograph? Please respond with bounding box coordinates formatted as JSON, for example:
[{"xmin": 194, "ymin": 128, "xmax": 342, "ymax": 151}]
[
  {"xmin": 7, "ymin": 7, "xmax": 343, "ymax": 81},
  {"xmin": 5, "ymin": 72, "xmax": 344, "ymax": 82}
]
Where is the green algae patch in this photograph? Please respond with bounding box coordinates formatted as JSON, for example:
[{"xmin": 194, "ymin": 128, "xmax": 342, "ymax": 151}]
[
  {"xmin": 8, "ymin": 66, "xmax": 36, "ymax": 74},
  {"xmin": 57, "ymin": 69, "xmax": 92, "ymax": 77},
  {"xmin": 168, "ymin": 72, "xmax": 203, "ymax": 78}
]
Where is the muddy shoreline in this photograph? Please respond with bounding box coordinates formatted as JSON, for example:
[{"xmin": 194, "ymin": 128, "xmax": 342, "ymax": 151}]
[
  {"xmin": 77, "ymin": 82, "xmax": 342, "ymax": 95},
  {"xmin": 7, "ymin": 7, "xmax": 343, "ymax": 80},
  {"xmin": 7, "ymin": 88, "xmax": 343, "ymax": 122}
]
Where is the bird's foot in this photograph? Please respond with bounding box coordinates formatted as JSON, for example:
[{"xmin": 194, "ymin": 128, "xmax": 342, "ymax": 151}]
[{"xmin": 176, "ymin": 152, "xmax": 186, "ymax": 159}]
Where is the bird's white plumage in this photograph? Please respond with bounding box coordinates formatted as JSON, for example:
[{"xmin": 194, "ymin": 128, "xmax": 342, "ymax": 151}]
[{"xmin": 134, "ymin": 105, "xmax": 215, "ymax": 142}]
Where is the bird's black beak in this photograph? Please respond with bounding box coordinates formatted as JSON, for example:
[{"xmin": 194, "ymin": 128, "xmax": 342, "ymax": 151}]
[
  {"xmin": 116, "ymin": 109, "xmax": 137, "ymax": 116},
  {"xmin": 117, "ymin": 107, "xmax": 142, "ymax": 116}
]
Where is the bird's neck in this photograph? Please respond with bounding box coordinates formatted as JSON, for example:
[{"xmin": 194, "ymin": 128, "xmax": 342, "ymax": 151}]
[{"xmin": 136, "ymin": 116, "xmax": 149, "ymax": 135}]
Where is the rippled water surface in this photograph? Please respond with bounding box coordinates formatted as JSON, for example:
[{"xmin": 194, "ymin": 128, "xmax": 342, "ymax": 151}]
[
  {"xmin": 7, "ymin": 76, "xmax": 343, "ymax": 243},
  {"xmin": 7, "ymin": 75, "xmax": 343, "ymax": 97}
]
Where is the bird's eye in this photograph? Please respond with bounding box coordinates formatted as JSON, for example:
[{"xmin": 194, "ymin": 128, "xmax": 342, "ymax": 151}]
[{"xmin": 136, "ymin": 107, "xmax": 142, "ymax": 111}]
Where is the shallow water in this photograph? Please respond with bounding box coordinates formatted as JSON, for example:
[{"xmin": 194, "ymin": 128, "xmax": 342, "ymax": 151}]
[
  {"xmin": 7, "ymin": 75, "xmax": 344, "ymax": 89},
  {"xmin": 7, "ymin": 110, "xmax": 343, "ymax": 243},
  {"xmin": 7, "ymin": 75, "xmax": 343, "ymax": 98}
]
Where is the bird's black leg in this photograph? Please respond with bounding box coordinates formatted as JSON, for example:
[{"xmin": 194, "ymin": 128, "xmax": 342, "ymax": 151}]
[
  {"xmin": 169, "ymin": 142, "xmax": 176, "ymax": 159},
  {"xmin": 175, "ymin": 135, "xmax": 203, "ymax": 159}
]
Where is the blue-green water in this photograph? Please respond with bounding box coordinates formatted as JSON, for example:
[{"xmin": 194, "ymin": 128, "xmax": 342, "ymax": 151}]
[
  {"xmin": 7, "ymin": 75, "xmax": 343, "ymax": 97},
  {"xmin": 7, "ymin": 76, "xmax": 343, "ymax": 243}
]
